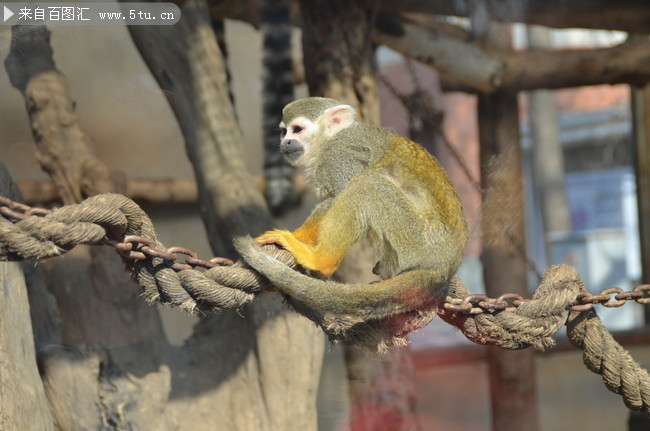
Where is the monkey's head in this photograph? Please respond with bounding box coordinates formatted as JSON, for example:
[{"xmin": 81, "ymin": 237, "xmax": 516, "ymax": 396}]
[{"xmin": 278, "ymin": 97, "xmax": 358, "ymax": 167}]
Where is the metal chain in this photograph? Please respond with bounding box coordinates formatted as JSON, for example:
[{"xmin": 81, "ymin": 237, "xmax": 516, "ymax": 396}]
[
  {"xmin": 443, "ymin": 285, "xmax": 650, "ymax": 315},
  {"xmin": 2, "ymin": 196, "xmax": 650, "ymax": 314}
]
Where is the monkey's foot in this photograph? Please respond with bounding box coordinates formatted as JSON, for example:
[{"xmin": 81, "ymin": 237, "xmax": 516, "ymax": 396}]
[
  {"xmin": 255, "ymin": 228, "xmax": 293, "ymax": 247},
  {"xmin": 255, "ymin": 229, "xmax": 310, "ymax": 263}
]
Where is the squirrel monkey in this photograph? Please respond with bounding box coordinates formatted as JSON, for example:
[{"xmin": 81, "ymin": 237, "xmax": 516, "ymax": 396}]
[{"xmin": 235, "ymin": 97, "xmax": 468, "ymax": 319}]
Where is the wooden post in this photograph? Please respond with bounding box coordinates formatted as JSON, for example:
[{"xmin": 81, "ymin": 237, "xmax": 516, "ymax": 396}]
[
  {"xmin": 626, "ymin": 77, "xmax": 650, "ymax": 431},
  {"xmin": 632, "ymin": 84, "xmax": 650, "ymax": 326},
  {"xmin": 477, "ymin": 22, "xmax": 539, "ymax": 431},
  {"xmin": 479, "ymin": 90, "xmax": 539, "ymax": 431},
  {"xmin": 527, "ymin": 26, "xmax": 571, "ymax": 266}
]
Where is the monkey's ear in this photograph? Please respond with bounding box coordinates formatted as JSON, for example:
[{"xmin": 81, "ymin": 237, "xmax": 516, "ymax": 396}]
[{"xmin": 323, "ymin": 105, "xmax": 356, "ymax": 136}]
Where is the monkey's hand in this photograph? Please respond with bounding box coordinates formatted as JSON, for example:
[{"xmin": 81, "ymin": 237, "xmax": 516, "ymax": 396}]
[{"xmin": 255, "ymin": 229, "xmax": 336, "ymax": 278}]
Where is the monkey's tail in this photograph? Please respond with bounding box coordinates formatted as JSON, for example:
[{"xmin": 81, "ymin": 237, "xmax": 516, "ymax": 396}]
[{"xmin": 234, "ymin": 236, "xmax": 449, "ymax": 319}]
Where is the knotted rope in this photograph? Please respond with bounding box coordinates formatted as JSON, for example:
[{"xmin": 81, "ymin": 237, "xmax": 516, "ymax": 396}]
[{"xmin": 1, "ymin": 193, "xmax": 648, "ymax": 413}]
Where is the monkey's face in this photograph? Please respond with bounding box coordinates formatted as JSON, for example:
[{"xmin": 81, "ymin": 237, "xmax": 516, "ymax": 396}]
[
  {"xmin": 278, "ymin": 103, "xmax": 356, "ymax": 169},
  {"xmin": 278, "ymin": 117, "xmax": 318, "ymax": 166}
]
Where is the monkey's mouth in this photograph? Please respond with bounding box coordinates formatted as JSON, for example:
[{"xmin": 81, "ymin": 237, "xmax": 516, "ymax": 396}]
[
  {"xmin": 280, "ymin": 140, "xmax": 304, "ymax": 164},
  {"xmin": 282, "ymin": 148, "xmax": 304, "ymax": 165}
]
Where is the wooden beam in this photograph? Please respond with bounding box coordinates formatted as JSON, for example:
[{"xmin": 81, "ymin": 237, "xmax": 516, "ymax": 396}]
[
  {"xmin": 213, "ymin": 0, "xmax": 650, "ymax": 34},
  {"xmin": 373, "ymin": 15, "xmax": 503, "ymax": 93},
  {"xmin": 374, "ymin": 17, "xmax": 650, "ymax": 93},
  {"xmin": 209, "ymin": 4, "xmax": 650, "ymax": 93},
  {"xmin": 497, "ymin": 39, "xmax": 650, "ymax": 92},
  {"xmin": 16, "ymin": 177, "xmax": 199, "ymax": 205},
  {"xmin": 15, "ymin": 176, "xmax": 310, "ymax": 206},
  {"xmin": 375, "ymin": 0, "xmax": 650, "ymax": 34}
]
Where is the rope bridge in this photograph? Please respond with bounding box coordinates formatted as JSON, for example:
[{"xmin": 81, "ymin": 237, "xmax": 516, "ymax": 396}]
[{"xmin": 1, "ymin": 193, "xmax": 649, "ymax": 414}]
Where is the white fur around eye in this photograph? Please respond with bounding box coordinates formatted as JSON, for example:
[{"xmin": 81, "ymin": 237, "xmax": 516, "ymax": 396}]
[{"xmin": 285, "ymin": 118, "xmax": 317, "ymax": 144}]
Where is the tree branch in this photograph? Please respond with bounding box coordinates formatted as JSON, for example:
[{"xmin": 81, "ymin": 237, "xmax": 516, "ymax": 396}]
[{"xmin": 5, "ymin": 26, "xmax": 122, "ymax": 204}]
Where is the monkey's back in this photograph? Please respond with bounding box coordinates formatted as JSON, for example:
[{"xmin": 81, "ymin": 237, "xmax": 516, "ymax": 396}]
[{"xmin": 357, "ymin": 132, "xmax": 468, "ymax": 278}]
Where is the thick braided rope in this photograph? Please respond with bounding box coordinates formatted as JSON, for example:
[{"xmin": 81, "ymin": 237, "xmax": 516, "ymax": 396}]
[
  {"xmin": 439, "ymin": 265, "xmax": 582, "ymax": 350},
  {"xmin": 131, "ymin": 248, "xmax": 292, "ymax": 312},
  {"xmin": 567, "ymin": 309, "xmax": 650, "ymax": 414},
  {"xmin": 0, "ymin": 194, "xmax": 278, "ymax": 311},
  {"xmin": 441, "ymin": 265, "xmax": 650, "ymax": 414},
  {"xmin": 1, "ymin": 194, "xmax": 130, "ymax": 260}
]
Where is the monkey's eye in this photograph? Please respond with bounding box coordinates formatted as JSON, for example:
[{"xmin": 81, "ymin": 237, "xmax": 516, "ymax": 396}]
[
  {"xmin": 280, "ymin": 127, "xmax": 287, "ymax": 137},
  {"xmin": 292, "ymin": 126, "xmax": 304, "ymax": 134}
]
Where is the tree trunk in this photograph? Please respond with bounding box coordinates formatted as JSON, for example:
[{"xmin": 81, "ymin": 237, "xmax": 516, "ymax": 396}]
[
  {"xmin": 126, "ymin": 0, "xmax": 324, "ymax": 429},
  {"xmin": 0, "ymin": 164, "xmax": 54, "ymax": 431},
  {"xmin": 479, "ymin": 90, "xmax": 540, "ymax": 431}
]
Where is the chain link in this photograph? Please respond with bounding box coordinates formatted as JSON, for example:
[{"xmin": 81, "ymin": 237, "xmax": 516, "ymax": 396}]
[
  {"xmin": 3, "ymin": 196, "xmax": 650, "ymax": 313},
  {"xmin": 101, "ymin": 236, "xmax": 233, "ymax": 270}
]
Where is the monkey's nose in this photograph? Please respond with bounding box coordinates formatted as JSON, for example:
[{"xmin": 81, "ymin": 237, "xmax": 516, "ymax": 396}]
[
  {"xmin": 280, "ymin": 139, "xmax": 298, "ymax": 153},
  {"xmin": 280, "ymin": 139, "xmax": 304, "ymax": 164}
]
